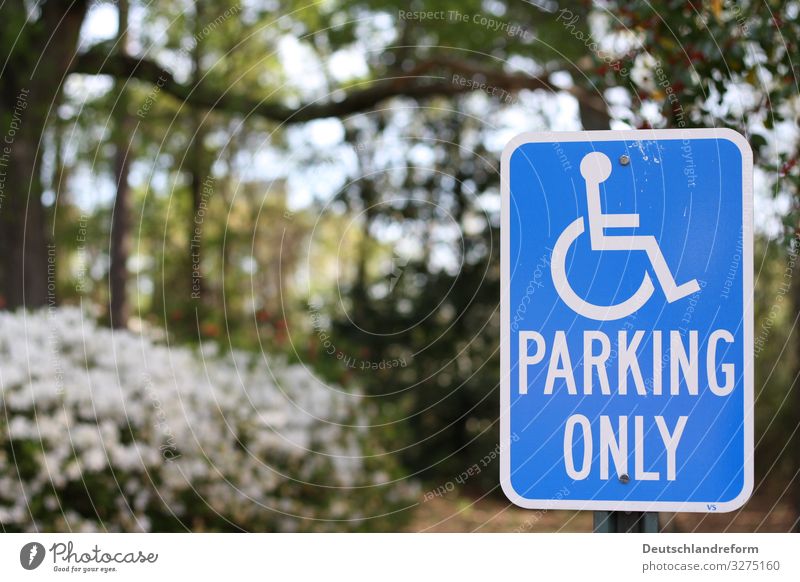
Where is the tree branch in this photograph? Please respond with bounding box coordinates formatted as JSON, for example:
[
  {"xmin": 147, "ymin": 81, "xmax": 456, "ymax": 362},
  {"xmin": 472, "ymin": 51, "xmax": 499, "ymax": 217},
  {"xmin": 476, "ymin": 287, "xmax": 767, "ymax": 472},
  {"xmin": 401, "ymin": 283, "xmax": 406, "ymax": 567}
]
[
  {"xmin": 72, "ymin": 48, "xmax": 565, "ymax": 124},
  {"xmin": 426, "ymin": 55, "xmax": 610, "ymax": 125}
]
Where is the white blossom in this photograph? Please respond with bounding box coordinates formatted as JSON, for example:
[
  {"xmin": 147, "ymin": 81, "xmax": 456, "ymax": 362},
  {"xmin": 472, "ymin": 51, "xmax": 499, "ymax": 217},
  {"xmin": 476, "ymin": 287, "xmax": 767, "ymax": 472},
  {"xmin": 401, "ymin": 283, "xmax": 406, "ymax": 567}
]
[{"xmin": 0, "ymin": 308, "xmax": 414, "ymax": 531}]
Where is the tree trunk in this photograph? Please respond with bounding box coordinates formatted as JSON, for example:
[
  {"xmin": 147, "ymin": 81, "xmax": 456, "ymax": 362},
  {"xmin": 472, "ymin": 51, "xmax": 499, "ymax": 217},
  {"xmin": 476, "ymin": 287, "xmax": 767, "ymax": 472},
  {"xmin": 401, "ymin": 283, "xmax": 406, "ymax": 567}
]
[
  {"xmin": 1, "ymin": 131, "xmax": 49, "ymax": 308},
  {"xmin": 109, "ymin": 0, "xmax": 133, "ymax": 328},
  {"xmin": 109, "ymin": 121, "xmax": 133, "ymax": 327},
  {"xmin": 0, "ymin": 1, "xmax": 88, "ymax": 309},
  {"xmin": 579, "ymin": 98, "xmax": 611, "ymax": 131}
]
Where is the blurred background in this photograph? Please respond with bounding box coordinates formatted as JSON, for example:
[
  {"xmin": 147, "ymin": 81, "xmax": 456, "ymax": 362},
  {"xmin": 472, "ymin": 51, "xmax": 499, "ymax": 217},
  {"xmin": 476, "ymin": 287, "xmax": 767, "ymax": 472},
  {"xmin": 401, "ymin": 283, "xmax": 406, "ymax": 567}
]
[{"xmin": 0, "ymin": 0, "xmax": 798, "ymax": 532}]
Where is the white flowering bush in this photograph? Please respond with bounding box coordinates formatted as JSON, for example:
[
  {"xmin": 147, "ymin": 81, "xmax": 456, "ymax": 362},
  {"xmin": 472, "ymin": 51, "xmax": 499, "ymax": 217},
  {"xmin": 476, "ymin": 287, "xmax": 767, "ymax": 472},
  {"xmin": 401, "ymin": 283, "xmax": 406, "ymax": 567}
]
[{"xmin": 0, "ymin": 308, "xmax": 415, "ymax": 532}]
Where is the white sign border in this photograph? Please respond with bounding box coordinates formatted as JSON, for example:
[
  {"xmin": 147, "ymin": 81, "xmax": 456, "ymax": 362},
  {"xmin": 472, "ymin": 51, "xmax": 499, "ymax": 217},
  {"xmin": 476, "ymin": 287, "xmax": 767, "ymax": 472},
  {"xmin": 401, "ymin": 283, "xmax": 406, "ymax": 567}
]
[{"xmin": 500, "ymin": 128, "xmax": 754, "ymax": 513}]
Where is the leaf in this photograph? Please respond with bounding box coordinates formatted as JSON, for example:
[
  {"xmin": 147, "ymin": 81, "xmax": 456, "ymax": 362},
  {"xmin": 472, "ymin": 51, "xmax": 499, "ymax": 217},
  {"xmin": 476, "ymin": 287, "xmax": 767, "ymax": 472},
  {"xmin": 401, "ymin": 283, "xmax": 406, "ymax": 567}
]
[{"xmin": 749, "ymin": 133, "xmax": 768, "ymax": 150}]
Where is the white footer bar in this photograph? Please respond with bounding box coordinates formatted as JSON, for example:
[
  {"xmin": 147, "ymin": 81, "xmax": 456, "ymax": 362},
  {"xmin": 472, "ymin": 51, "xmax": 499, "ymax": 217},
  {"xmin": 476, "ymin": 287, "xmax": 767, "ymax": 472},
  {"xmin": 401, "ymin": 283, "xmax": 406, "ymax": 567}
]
[{"xmin": 1, "ymin": 533, "xmax": 797, "ymax": 581}]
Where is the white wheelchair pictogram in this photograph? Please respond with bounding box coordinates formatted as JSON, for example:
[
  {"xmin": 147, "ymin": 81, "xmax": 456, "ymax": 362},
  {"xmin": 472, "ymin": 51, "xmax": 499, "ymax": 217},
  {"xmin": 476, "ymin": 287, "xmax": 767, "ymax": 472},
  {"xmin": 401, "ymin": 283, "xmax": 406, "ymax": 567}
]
[{"xmin": 551, "ymin": 151, "xmax": 699, "ymax": 321}]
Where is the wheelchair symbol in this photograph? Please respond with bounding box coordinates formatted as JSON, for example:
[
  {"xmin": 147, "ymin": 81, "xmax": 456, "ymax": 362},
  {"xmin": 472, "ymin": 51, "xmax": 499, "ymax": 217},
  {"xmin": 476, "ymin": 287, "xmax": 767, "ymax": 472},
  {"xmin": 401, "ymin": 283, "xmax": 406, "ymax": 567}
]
[{"xmin": 551, "ymin": 152, "xmax": 699, "ymax": 321}]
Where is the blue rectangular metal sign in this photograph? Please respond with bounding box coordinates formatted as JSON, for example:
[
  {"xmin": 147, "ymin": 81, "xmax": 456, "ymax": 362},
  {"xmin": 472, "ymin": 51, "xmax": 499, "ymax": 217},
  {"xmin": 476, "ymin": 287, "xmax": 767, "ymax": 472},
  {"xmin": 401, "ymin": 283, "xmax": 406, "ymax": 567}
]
[{"xmin": 500, "ymin": 129, "xmax": 753, "ymax": 512}]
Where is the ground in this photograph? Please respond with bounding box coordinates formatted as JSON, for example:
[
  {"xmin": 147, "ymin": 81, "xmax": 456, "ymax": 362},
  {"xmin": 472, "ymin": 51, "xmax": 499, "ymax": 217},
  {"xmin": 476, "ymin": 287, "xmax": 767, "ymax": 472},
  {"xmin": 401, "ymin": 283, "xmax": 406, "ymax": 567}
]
[{"xmin": 407, "ymin": 494, "xmax": 796, "ymax": 532}]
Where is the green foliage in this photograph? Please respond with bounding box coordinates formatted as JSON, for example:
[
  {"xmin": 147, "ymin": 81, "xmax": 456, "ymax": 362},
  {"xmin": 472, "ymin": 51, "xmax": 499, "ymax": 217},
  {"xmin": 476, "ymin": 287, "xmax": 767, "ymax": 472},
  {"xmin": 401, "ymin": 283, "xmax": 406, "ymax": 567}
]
[{"xmin": 753, "ymin": 237, "xmax": 799, "ymax": 491}]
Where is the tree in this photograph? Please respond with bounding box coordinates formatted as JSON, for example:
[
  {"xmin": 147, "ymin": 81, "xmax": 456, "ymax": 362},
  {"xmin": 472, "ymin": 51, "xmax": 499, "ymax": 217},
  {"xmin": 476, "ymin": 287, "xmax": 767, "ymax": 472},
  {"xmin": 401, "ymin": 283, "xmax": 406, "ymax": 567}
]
[
  {"xmin": 0, "ymin": 0, "xmax": 588, "ymax": 311},
  {"xmin": 0, "ymin": 0, "xmax": 89, "ymax": 307},
  {"xmin": 109, "ymin": 0, "xmax": 134, "ymax": 328}
]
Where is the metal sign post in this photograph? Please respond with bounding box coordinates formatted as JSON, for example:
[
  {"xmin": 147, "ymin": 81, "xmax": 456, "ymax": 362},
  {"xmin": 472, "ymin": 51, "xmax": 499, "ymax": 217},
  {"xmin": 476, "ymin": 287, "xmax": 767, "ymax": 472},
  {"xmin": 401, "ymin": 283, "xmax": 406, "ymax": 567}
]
[
  {"xmin": 500, "ymin": 129, "xmax": 754, "ymax": 525},
  {"xmin": 593, "ymin": 512, "xmax": 658, "ymax": 533}
]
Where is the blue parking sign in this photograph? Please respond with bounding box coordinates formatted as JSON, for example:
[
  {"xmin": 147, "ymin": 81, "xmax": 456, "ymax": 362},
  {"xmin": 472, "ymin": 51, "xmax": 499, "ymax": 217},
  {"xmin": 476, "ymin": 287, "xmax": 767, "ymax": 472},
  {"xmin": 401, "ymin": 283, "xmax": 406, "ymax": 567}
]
[{"xmin": 500, "ymin": 129, "xmax": 753, "ymax": 512}]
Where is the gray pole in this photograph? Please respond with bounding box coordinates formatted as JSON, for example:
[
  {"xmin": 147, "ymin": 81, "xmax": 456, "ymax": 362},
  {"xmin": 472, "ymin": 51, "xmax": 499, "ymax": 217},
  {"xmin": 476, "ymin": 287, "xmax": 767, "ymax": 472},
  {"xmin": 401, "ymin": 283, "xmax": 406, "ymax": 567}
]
[{"xmin": 593, "ymin": 512, "xmax": 659, "ymax": 533}]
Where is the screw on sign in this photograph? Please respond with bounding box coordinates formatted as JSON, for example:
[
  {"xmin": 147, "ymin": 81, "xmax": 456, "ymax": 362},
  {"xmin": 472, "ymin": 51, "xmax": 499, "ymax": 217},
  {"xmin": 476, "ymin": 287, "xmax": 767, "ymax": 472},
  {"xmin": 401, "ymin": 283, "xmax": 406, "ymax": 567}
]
[{"xmin": 500, "ymin": 129, "xmax": 753, "ymax": 532}]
